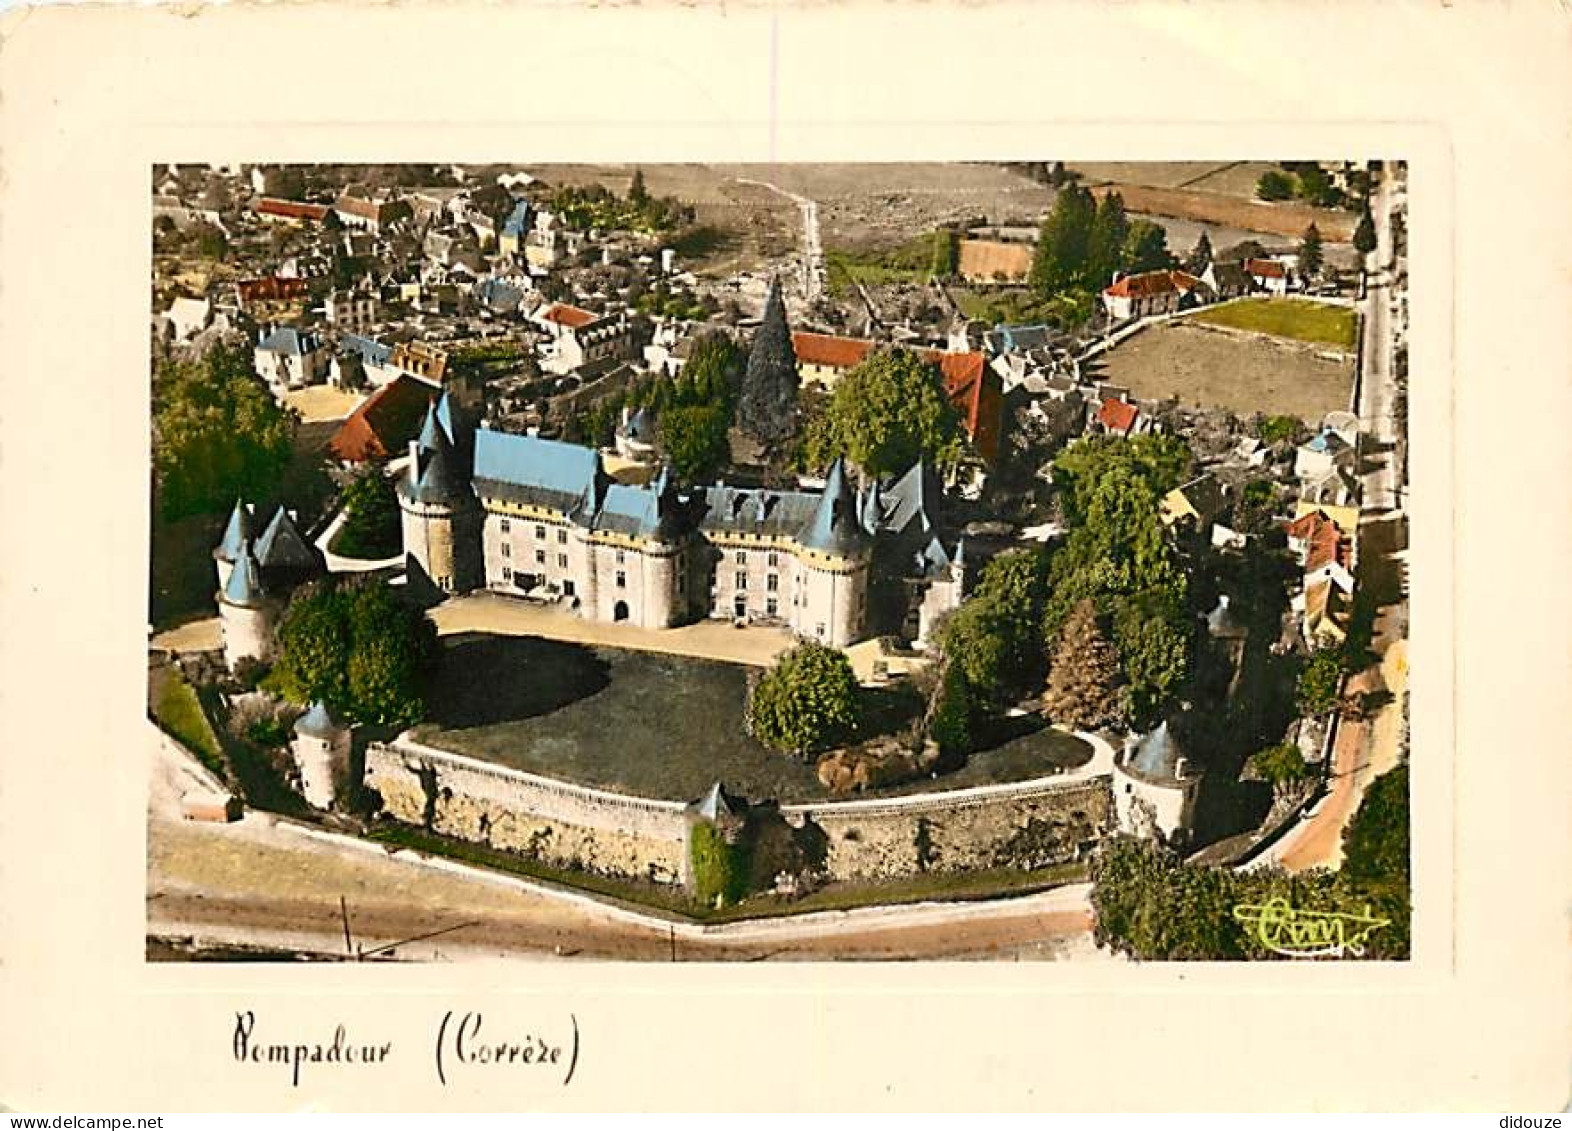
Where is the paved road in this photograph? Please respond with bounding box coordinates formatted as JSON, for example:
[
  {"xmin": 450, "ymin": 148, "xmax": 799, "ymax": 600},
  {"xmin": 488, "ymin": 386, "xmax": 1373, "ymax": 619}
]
[
  {"xmin": 1254, "ymin": 164, "xmax": 1409, "ymax": 873},
  {"xmin": 147, "ymin": 735, "xmax": 1103, "ymax": 962}
]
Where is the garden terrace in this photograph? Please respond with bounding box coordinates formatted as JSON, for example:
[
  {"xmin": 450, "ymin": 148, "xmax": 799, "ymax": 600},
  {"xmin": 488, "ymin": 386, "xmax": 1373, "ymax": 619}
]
[{"xmin": 410, "ymin": 633, "xmax": 1094, "ymax": 804}]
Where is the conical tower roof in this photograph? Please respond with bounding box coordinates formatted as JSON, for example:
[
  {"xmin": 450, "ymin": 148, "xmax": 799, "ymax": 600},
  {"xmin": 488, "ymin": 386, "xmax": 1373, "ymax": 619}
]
[
  {"xmin": 1127, "ymin": 720, "xmax": 1192, "ymax": 783},
  {"xmin": 799, "ymin": 457, "xmax": 869, "ymax": 557},
  {"xmin": 403, "ymin": 418, "xmax": 467, "ymax": 505},
  {"xmin": 221, "ymin": 544, "xmax": 267, "ymax": 608},
  {"xmin": 687, "ymin": 781, "xmax": 736, "ymax": 823},
  {"xmin": 214, "ymin": 500, "xmax": 252, "ymax": 562},
  {"xmin": 294, "ymin": 700, "xmax": 348, "ymax": 739},
  {"xmin": 417, "ymin": 398, "xmax": 445, "ymax": 453},
  {"xmin": 255, "ymin": 506, "xmax": 319, "ymax": 572}
]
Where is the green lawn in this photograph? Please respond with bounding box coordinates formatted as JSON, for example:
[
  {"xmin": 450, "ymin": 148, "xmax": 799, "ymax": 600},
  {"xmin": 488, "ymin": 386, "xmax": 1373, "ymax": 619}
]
[
  {"xmin": 1190, "ymin": 298, "xmax": 1358, "ymax": 349},
  {"xmin": 823, "ymin": 233, "xmax": 938, "ymax": 296},
  {"xmin": 149, "ymin": 664, "xmax": 226, "ymax": 777}
]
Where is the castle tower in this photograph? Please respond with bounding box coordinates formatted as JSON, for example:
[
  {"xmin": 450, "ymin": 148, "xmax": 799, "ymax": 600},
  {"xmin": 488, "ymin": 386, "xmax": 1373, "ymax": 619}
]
[
  {"xmin": 638, "ymin": 463, "xmax": 687, "ymax": 628},
  {"xmin": 291, "ymin": 700, "xmax": 353, "ymax": 810},
  {"xmin": 218, "ymin": 542, "xmax": 278, "ymax": 670},
  {"xmin": 1112, "ymin": 720, "xmax": 1202, "ymax": 846},
  {"xmin": 797, "ymin": 457, "xmax": 872, "ymax": 648},
  {"xmin": 212, "ymin": 499, "xmax": 252, "ymax": 593},
  {"xmin": 398, "ymin": 399, "xmax": 479, "ymax": 594}
]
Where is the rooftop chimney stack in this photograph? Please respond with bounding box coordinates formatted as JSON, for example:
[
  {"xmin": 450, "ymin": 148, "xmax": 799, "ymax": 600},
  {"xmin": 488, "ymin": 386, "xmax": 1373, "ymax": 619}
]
[{"xmin": 407, "ymin": 440, "xmax": 420, "ymax": 486}]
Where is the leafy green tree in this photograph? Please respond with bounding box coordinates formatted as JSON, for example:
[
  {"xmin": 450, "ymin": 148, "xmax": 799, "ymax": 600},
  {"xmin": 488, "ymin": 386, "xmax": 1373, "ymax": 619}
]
[
  {"xmin": 1109, "ymin": 589, "xmax": 1191, "ymax": 727},
  {"xmin": 930, "ymin": 227, "xmax": 960, "ymax": 278},
  {"xmin": 1051, "ymin": 433, "xmax": 1191, "ymax": 524},
  {"xmin": 1043, "ymin": 599, "xmax": 1124, "ymax": 730},
  {"xmin": 1256, "ymin": 170, "xmax": 1295, "ymax": 201},
  {"xmin": 688, "ymin": 818, "xmax": 750, "ymax": 907},
  {"xmin": 1121, "ymin": 219, "xmax": 1174, "ymax": 274},
  {"xmin": 1086, "ymin": 192, "xmax": 1129, "ymax": 287},
  {"xmin": 747, "ymin": 641, "xmax": 860, "ymax": 757},
  {"xmin": 1248, "ymin": 741, "xmax": 1314, "ymax": 796},
  {"xmin": 269, "ymin": 578, "xmax": 438, "ymax": 727},
  {"xmin": 335, "ymin": 464, "xmax": 402, "ymax": 558},
  {"xmin": 737, "ymin": 278, "xmax": 799, "ymax": 448},
  {"xmin": 935, "ymin": 599, "xmax": 1013, "ymax": 709},
  {"xmin": 658, "ymin": 405, "xmax": 731, "ymax": 481},
  {"xmin": 153, "ymin": 342, "xmax": 297, "ymax": 520},
  {"xmin": 1298, "ymin": 223, "xmax": 1324, "ymax": 279},
  {"xmin": 1343, "ymin": 764, "xmax": 1409, "ymax": 885},
  {"xmin": 1030, "ymin": 183, "xmax": 1096, "ymax": 294},
  {"xmin": 802, "ymin": 347, "xmax": 963, "ymax": 477},
  {"xmin": 1296, "ymin": 647, "xmax": 1345, "ymax": 716},
  {"xmin": 1255, "ymin": 413, "xmax": 1308, "ymax": 446},
  {"xmin": 1185, "ymin": 231, "xmax": 1213, "ymax": 275},
  {"xmin": 674, "ymin": 331, "xmax": 742, "ymax": 414},
  {"xmin": 628, "ymin": 167, "xmax": 649, "ymax": 208},
  {"xmin": 1294, "ymin": 164, "xmax": 1340, "ymax": 207},
  {"xmin": 1353, "ymin": 209, "xmax": 1377, "ymax": 257},
  {"xmin": 927, "ymin": 661, "xmax": 977, "ymax": 758}
]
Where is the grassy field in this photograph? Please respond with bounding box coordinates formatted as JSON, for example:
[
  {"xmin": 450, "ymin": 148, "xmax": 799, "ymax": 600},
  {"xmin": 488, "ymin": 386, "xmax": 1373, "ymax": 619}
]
[
  {"xmin": 148, "ymin": 663, "xmax": 226, "ymax": 776},
  {"xmin": 411, "ymin": 633, "xmax": 1092, "ymax": 803},
  {"xmin": 1190, "ymin": 298, "xmax": 1358, "ymax": 349},
  {"xmin": 823, "ymin": 232, "xmax": 937, "ymax": 295},
  {"xmin": 1095, "ymin": 320, "xmax": 1356, "ymax": 423}
]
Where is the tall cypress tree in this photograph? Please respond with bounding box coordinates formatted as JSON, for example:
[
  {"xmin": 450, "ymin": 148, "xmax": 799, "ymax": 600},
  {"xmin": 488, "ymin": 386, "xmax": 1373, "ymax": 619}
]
[
  {"xmin": 1043, "ymin": 598, "xmax": 1125, "ymax": 731},
  {"xmin": 1298, "ymin": 223, "xmax": 1324, "ymax": 279},
  {"xmin": 1030, "ymin": 184, "xmax": 1097, "ymax": 295},
  {"xmin": 1087, "ymin": 191, "xmax": 1130, "ymax": 287},
  {"xmin": 737, "ymin": 277, "xmax": 800, "ymax": 447},
  {"xmin": 1186, "ymin": 231, "xmax": 1213, "ymax": 275}
]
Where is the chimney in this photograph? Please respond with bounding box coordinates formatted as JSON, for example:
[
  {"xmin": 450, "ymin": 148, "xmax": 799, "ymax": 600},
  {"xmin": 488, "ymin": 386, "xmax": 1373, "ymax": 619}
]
[
  {"xmin": 407, "ymin": 440, "xmax": 420, "ymax": 486},
  {"xmin": 1175, "ymin": 756, "xmax": 1189, "ymax": 780}
]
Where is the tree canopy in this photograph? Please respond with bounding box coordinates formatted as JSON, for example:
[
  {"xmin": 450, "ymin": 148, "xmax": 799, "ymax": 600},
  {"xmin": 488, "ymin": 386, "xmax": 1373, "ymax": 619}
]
[
  {"xmin": 1298, "ymin": 223, "xmax": 1324, "ymax": 279},
  {"xmin": 267, "ymin": 577, "xmax": 439, "ymax": 727},
  {"xmin": 334, "ymin": 464, "xmax": 402, "ymax": 559},
  {"xmin": 800, "ymin": 347, "xmax": 963, "ymax": 478},
  {"xmin": 736, "ymin": 280, "xmax": 800, "ymax": 448},
  {"xmin": 747, "ymin": 641, "xmax": 861, "ymax": 757},
  {"xmin": 1353, "ymin": 209, "xmax": 1378, "ymax": 257},
  {"xmin": 153, "ymin": 342, "xmax": 298, "ymax": 520},
  {"xmin": 658, "ymin": 406, "xmax": 731, "ymax": 482},
  {"xmin": 1042, "ymin": 598, "xmax": 1124, "ymax": 730}
]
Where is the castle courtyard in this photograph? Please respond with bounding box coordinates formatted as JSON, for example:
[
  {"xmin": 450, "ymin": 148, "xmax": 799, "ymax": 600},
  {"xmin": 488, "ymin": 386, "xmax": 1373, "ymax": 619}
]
[{"xmin": 410, "ymin": 631, "xmax": 1093, "ymax": 805}]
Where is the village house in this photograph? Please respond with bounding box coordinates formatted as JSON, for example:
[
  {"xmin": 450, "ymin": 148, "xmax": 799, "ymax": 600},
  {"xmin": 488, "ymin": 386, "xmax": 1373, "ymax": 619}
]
[
  {"xmin": 235, "ymin": 275, "xmax": 310, "ymax": 311},
  {"xmin": 533, "ymin": 302, "xmax": 636, "ymax": 375},
  {"xmin": 254, "ymin": 197, "xmax": 329, "ymax": 224},
  {"xmin": 1092, "ymin": 395, "xmax": 1143, "ymax": 438},
  {"xmin": 253, "ymin": 326, "xmax": 328, "ymax": 395},
  {"xmin": 333, "ymin": 187, "xmax": 412, "ymax": 234},
  {"xmin": 324, "ymin": 289, "xmax": 378, "ymax": 333},
  {"xmin": 1294, "ymin": 426, "xmax": 1357, "ymax": 481},
  {"xmin": 1245, "ymin": 257, "xmax": 1292, "ymax": 296},
  {"xmin": 327, "ymin": 374, "xmax": 439, "ymax": 464},
  {"xmin": 499, "ymin": 200, "xmax": 533, "ymax": 258},
  {"xmin": 164, "ymin": 295, "xmax": 212, "ymax": 343},
  {"xmin": 1159, "ymin": 473, "xmax": 1229, "ymax": 532},
  {"xmin": 1202, "ymin": 260, "xmax": 1253, "ymax": 300},
  {"xmin": 1100, "ymin": 270, "xmax": 1209, "ymax": 321}
]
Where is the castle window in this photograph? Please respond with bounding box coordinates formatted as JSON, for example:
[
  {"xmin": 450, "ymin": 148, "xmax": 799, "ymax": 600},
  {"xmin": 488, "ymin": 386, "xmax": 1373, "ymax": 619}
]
[
  {"xmin": 616, "ymin": 570, "xmax": 627, "ymax": 589},
  {"xmin": 535, "ymin": 525, "xmax": 546, "ymax": 540},
  {"xmin": 767, "ymin": 551, "xmax": 779, "ymax": 567},
  {"xmin": 563, "ymin": 580, "xmax": 576, "ymax": 597},
  {"xmin": 735, "ymin": 551, "xmax": 746, "ymax": 565},
  {"xmin": 735, "ymin": 572, "xmax": 747, "ymax": 590},
  {"xmin": 558, "ymin": 553, "xmax": 568, "ymax": 568},
  {"xmin": 616, "ymin": 550, "xmax": 626, "ymax": 564},
  {"xmin": 557, "ymin": 529, "xmax": 568, "ymax": 544},
  {"xmin": 500, "ymin": 519, "xmax": 511, "ymax": 533},
  {"xmin": 501, "ymin": 543, "xmax": 511, "ymax": 558},
  {"xmin": 502, "ymin": 566, "xmax": 513, "ymax": 581},
  {"xmin": 767, "ymin": 573, "xmax": 779, "ymax": 592},
  {"xmin": 766, "ymin": 597, "xmax": 778, "ymax": 617},
  {"xmin": 816, "ymin": 624, "xmax": 825, "ymax": 637},
  {"xmin": 536, "ymin": 549, "xmax": 546, "ymax": 565}
]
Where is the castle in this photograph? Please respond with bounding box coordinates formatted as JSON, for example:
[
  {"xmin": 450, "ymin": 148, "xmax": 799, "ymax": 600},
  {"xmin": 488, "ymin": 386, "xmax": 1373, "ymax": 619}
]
[
  {"xmin": 211, "ymin": 499, "xmax": 324, "ymax": 670},
  {"xmin": 398, "ymin": 392, "xmax": 967, "ymax": 649}
]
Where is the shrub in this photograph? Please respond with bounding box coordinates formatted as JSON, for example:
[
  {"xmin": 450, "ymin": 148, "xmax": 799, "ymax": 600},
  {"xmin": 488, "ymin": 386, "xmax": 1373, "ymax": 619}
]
[
  {"xmin": 689, "ymin": 820, "xmax": 750, "ymax": 908},
  {"xmin": 746, "ymin": 641, "xmax": 860, "ymax": 757}
]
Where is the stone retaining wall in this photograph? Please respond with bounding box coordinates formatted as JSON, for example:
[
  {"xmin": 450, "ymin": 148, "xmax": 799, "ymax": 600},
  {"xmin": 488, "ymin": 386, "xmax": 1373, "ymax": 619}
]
[{"xmin": 364, "ymin": 736, "xmax": 1113, "ymax": 891}]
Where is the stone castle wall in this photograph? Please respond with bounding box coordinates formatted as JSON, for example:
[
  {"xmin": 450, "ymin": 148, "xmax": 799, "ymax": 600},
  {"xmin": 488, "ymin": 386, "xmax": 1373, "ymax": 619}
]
[
  {"xmin": 365, "ymin": 736, "xmax": 1112, "ymax": 891},
  {"xmin": 364, "ymin": 739, "xmax": 692, "ymax": 886},
  {"xmin": 782, "ymin": 777, "xmax": 1110, "ymax": 884}
]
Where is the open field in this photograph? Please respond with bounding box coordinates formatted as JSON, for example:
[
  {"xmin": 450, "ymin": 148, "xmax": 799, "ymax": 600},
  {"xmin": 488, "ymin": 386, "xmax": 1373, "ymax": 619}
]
[
  {"xmin": 1094, "ymin": 320, "xmax": 1356, "ymax": 423},
  {"xmin": 1190, "ymin": 298, "xmax": 1358, "ymax": 349},
  {"xmin": 1070, "ymin": 161, "xmax": 1280, "ymax": 199},
  {"xmin": 411, "ymin": 633, "xmax": 1091, "ymax": 804}
]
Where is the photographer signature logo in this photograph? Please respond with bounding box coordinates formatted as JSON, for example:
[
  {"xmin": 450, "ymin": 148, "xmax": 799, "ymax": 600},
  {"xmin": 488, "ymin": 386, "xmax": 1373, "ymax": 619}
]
[{"xmin": 1232, "ymin": 897, "xmax": 1389, "ymax": 958}]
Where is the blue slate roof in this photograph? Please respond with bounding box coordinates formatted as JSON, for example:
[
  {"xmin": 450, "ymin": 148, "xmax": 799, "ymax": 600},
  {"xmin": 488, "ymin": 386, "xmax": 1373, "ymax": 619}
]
[
  {"xmin": 214, "ymin": 500, "xmax": 252, "ymax": 562},
  {"xmin": 985, "ymin": 323, "xmax": 1055, "ymax": 355},
  {"xmin": 222, "ymin": 546, "xmax": 267, "ymax": 608},
  {"xmin": 340, "ymin": 333, "xmax": 392, "ymax": 368},
  {"xmin": 294, "ymin": 700, "xmax": 347, "ymax": 738},
  {"xmin": 258, "ymin": 327, "xmax": 320, "ymax": 356},
  {"xmin": 699, "ymin": 484, "xmax": 820, "ymax": 542},
  {"xmin": 882, "ymin": 459, "xmax": 940, "ymax": 540},
  {"xmin": 471, "ymin": 429, "xmax": 604, "ymax": 513},
  {"xmin": 404, "ymin": 422, "xmax": 467, "ymax": 504},
  {"xmin": 475, "ymin": 278, "xmax": 525, "ymax": 310},
  {"xmin": 1128, "ymin": 721, "xmax": 1188, "ymax": 782},
  {"xmin": 501, "ymin": 200, "xmax": 531, "ymax": 238},
  {"xmin": 1305, "ymin": 429, "xmax": 1349, "ymax": 455},
  {"xmin": 799, "ymin": 459, "xmax": 869, "ymax": 557},
  {"xmin": 254, "ymin": 507, "xmax": 318, "ymax": 571}
]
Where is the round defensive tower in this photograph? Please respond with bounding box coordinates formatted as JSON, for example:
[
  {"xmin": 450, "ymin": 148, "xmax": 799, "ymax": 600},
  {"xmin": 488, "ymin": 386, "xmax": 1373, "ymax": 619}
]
[
  {"xmin": 398, "ymin": 424, "xmax": 478, "ymax": 595},
  {"xmin": 797, "ymin": 458, "xmax": 871, "ymax": 648},
  {"xmin": 212, "ymin": 499, "xmax": 252, "ymax": 593},
  {"xmin": 291, "ymin": 700, "xmax": 353, "ymax": 810},
  {"xmin": 639, "ymin": 464, "xmax": 688, "ymax": 628},
  {"xmin": 218, "ymin": 543, "xmax": 278, "ymax": 670}
]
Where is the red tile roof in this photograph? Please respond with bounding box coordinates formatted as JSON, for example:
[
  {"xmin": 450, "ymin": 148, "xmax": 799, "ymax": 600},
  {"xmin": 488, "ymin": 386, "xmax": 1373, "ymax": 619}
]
[
  {"xmin": 792, "ymin": 331, "xmax": 874, "ymax": 370},
  {"xmin": 236, "ymin": 276, "xmax": 310, "ymax": 306},
  {"xmin": 542, "ymin": 302, "xmax": 598, "ymax": 330},
  {"xmin": 256, "ymin": 197, "xmax": 329, "ymax": 222},
  {"xmin": 328, "ymin": 375, "xmax": 437, "ymax": 464},
  {"xmin": 1103, "ymin": 270, "xmax": 1205, "ymax": 299},
  {"xmin": 1097, "ymin": 397, "xmax": 1139, "ymax": 435},
  {"xmin": 1286, "ymin": 509, "xmax": 1337, "ymax": 541},
  {"xmin": 1303, "ymin": 531, "xmax": 1349, "ymax": 573},
  {"xmin": 1245, "ymin": 257, "xmax": 1288, "ymax": 279},
  {"xmin": 925, "ymin": 350, "xmax": 1000, "ymax": 464}
]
